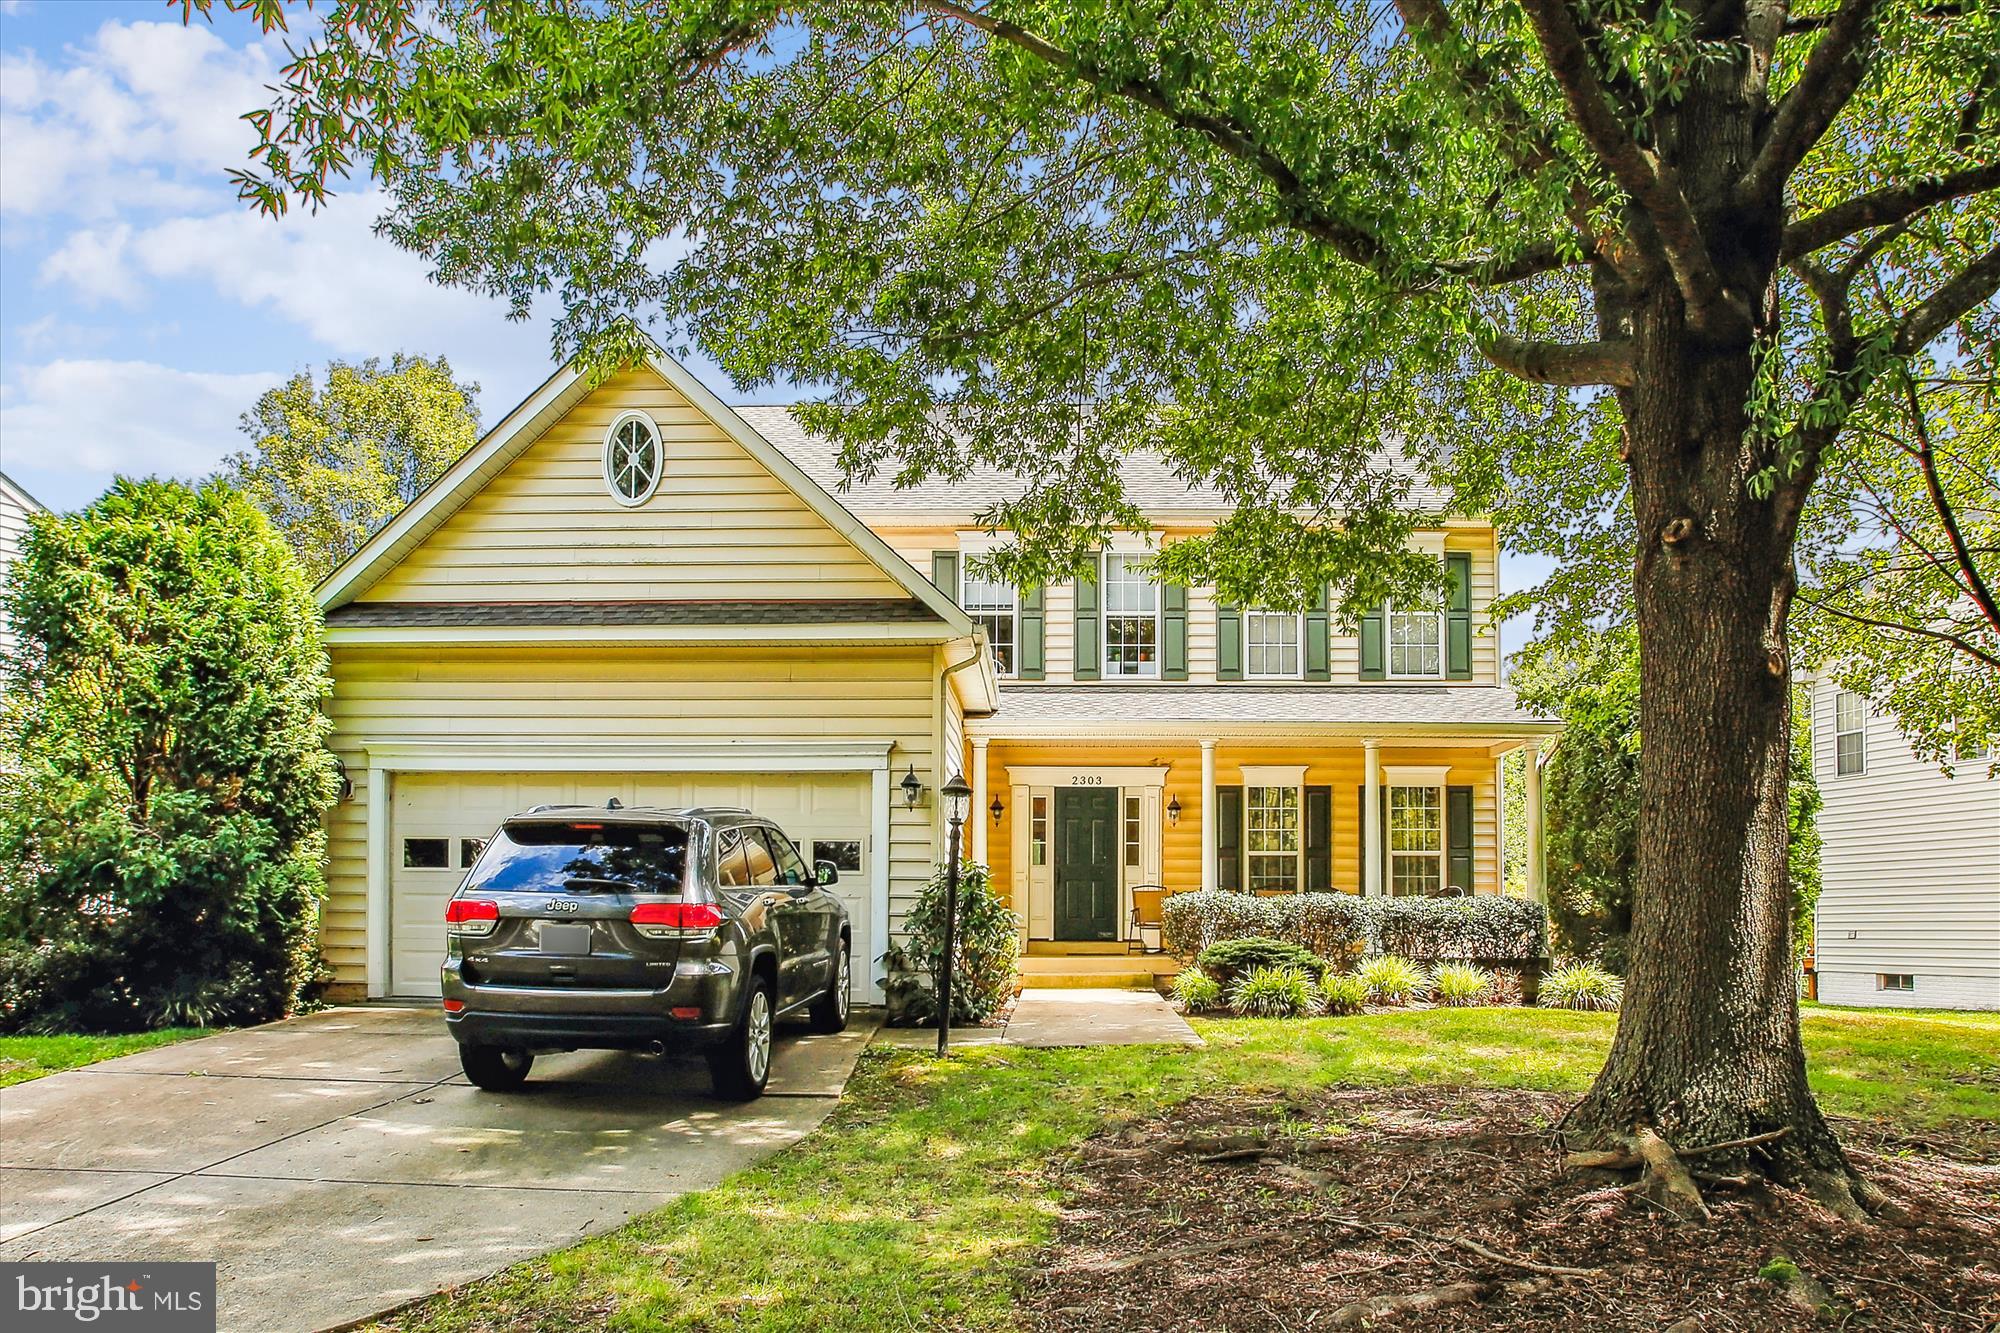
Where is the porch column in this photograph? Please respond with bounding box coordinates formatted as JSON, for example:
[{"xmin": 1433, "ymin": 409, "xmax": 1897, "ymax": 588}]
[
  {"xmin": 970, "ymin": 738, "xmax": 989, "ymax": 866},
  {"xmin": 1200, "ymin": 739, "xmax": 1218, "ymax": 892},
  {"xmin": 1524, "ymin": 741, "xmax": 1546, "ymax": 904},
  {"xmin": 1362, "ymin": 738, "xmax": 1383, "ymax": 897}
]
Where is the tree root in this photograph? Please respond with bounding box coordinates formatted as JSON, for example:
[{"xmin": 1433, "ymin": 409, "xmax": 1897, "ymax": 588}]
[
  {"xmin": 1630, "ymin": 1125, "xmax": 1711, "ymax": 1219},
  {"xmin": 1328, "ymin": 1278, "xmax": 1553, "ymax": 1327}
]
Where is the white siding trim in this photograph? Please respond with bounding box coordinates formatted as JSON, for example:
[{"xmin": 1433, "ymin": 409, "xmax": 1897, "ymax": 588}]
[{"xmin": 361, "ymin": 740, "xmax": 892, "ymax": 774}]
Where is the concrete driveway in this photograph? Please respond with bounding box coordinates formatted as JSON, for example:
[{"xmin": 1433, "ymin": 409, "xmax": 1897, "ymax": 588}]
[{"xmin": 0, "ymin": 1006, "xmax": 875, "ymax": 1332}]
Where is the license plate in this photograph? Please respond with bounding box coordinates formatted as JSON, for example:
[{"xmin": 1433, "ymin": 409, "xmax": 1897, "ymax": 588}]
[{"xmin": 539, "ymin": 923, "xmax": 593, "ymax": 956}]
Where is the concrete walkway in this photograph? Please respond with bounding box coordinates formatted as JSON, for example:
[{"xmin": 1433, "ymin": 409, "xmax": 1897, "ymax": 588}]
[
  {"xmin": 874, "ymin": 986, "xmax": 1202, "ymax": 1049},
  {"xmin": 0, "ymin": 1005, "xmax": 875, "ymax": 1333}
]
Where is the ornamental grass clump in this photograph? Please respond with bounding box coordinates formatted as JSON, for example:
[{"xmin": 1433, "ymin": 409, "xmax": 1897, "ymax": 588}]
[
  {"xmin": 1171, "ymin": 968, "xmax": 1223, "ymax": 1013},
  {"xmin": 1321, "ymin": 972, "xmax": 1369, "ymax": 1016},
  {"xmin": 1358, "ymin": 954, "xmax": 1428, "ymax": 1005},
  {"xmin": 1540, "ymin": 961, "xmax": 1625, "ymax": 1012},
  {"xmin": 1431, "ymin": 962, "xmax": 1495, "ymax": 1007},
  {"xmin": 1228, "ymin": 964, "xmax": 1326, "ymax": 1018}
]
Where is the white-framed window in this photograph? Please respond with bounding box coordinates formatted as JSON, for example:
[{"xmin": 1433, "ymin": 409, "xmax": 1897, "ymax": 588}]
[
  {"xmin": 1387, "ymin": 785, "xmax": 1444, "ymax": 896},
  {"xmin": 1245, "ymin": 785, "xmax": 1301, "ymax": 894},
  {"xmin": 1834, "ymin": 690, "xmax": 1867, "ymax": 776},
  {"xmin": 1245, "ymin": 610, "xmax": 1303, "ymax": 678},
  {"xmin": 961, "ymin": 569, "xmax": 1017, "ymax": 676},
  {"xmin": 603, "ymin": 411, "xmax": 664, "ymax": 507},
  {"xmin": 1387, "ymin": 606, "xmax": 1444, "ymax": 678},
  {"xmin": 1877, "ymin": 973, "xmax": 1914, "ymax": 992},
  {"xmin": 1102, "ymin": 552, "xmax": 1160, "ymax": 677}
]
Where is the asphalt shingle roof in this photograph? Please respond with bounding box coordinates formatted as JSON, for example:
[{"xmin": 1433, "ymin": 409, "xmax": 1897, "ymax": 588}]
[
  {"xmin": 736, "ymin": 407, "xmax": 1450, "ymax": 516},
  {"xmin": 324, "ymin": 599, "xmax": 941, "ymax": 628},
  {"xmin": 977, "ymin": 684, "xmax": 1557, "ymax": 731}
]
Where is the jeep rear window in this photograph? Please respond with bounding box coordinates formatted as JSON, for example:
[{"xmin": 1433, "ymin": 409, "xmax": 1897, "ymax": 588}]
[{"xmin": 464, "ymin": 821, "xmax": 691, "ymax": 895}]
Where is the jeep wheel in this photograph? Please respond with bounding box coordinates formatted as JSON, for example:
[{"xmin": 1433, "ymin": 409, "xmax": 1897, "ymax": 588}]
[
  {"xmin": 709, "ymin": 975, "xmax": 773, "ymax": 1100},
  {"xmin": 809, "ymin": 945, "xmax": 851, "ymax": 1034},
  {"xmin": 459, "ymin": 1042, "xmax": 533, "ymax": 1091}
]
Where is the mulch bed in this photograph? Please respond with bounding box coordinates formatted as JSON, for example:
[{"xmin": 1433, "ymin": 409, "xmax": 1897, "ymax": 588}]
[{"xmin": 1017, "ymin": 1087, "xmax": 2000, "ymax": 1331}]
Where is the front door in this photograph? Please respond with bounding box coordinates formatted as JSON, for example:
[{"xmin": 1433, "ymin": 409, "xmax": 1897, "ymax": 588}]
[{"xmin": 1054, "ymin": 787, "xmax": 1120, "ymax": 941}]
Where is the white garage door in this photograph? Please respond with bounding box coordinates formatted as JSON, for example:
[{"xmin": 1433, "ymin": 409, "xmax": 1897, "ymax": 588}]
[{"xmin": 390, "ymin": 771, "xmax": 875, "ymax": 1000}]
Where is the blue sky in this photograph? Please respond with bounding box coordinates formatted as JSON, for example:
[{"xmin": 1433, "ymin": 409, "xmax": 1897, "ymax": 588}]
[{"xmin": 0, "ymin": 0, "xmax": 1549, "ymax": 650}]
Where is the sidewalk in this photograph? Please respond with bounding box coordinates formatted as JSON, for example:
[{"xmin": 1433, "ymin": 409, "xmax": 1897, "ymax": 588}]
[{"xmin": 873, "ymin": 987, "xmax": 1202, "ymax": 1049}]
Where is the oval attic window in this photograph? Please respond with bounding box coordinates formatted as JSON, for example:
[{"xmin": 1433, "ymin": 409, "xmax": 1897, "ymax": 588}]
[{"xmin": 603, "ymin": 412, "xmax": 663, "ymax": 506}]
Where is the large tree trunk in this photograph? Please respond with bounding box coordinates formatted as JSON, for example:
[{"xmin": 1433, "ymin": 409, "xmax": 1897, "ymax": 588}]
[{"xmin": 1560, "ymin": 91, "xmax": 1873, "ymax": 1210}]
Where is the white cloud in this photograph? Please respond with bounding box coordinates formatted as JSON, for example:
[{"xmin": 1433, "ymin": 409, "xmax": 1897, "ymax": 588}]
[
  {"xmin": 0, "ymin": 20, "xmax": 276, "ymax": 220},
  {"xmin": 38, "ymin": 221, "xmax": 134, "ymax": 304},
  {"xmin": 0, "ymin": 358, "xmax": 278, "ymax": 479}
]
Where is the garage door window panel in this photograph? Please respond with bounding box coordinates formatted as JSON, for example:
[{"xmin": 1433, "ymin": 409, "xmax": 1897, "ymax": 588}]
[
  {"xmin": 813, "ymin": 839, "xmax": 863, "ymax": 872},
  {"xmin": 403, "ymin": 837, "xmax": 449, "ymax": 869}
]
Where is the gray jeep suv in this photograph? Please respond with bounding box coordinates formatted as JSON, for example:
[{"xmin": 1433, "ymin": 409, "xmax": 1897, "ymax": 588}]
[{"xmin": 441, "ymin": 803, "xmax": 850, "ymax": 1099}]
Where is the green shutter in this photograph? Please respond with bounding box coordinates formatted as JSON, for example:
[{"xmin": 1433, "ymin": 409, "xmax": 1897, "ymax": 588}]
[
  {"xmin": 1017, "ymin": 584, "xmax": 1045, "ymax": 680},
  {"xmin": 1304, "ymin": 785, "xmax": 1332, "ymax": 892},
  {"xmin": 1446, "ymin": 552, "xmax": 1473, "ymax": 681},
  {"xmin": 1447, "ymin": 784, "xmax": 1475, "ymax": 894},
  {"xmin": 1163, "ymin": 582, "xmax": 1189, "ymax": 680},
  {"xmin": 1305, "ymin": 585, "xmax": 1331, "ymax": 681},
  {"xmin": 1358, "ymin": 607, "xmax": 1386, "ymax": 680},
  {"xmin": 931, "ymin": 550, "xmax": 959, "ymax": 600},
  {"xmin": 1072, "ymin": 555, "xmax": 1101, "ymax": 681},
  {"xmin": 1217, "ymin": 604, "xmax": 1243, "ymax": 681},
  {"xmin": 1215, "ymin": 786, "xmax": 1243, "ymax": 891}
]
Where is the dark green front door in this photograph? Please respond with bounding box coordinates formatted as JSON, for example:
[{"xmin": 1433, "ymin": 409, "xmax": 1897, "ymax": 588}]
[{"xmin": 1055, "ymin": 788, "xmax": 1120, "ymax": 941}]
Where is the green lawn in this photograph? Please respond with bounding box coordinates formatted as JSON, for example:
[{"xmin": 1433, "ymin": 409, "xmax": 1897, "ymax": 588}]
[
  {"xmin": 0, "ymin": 1029, "xmax": 212, "ymax": 1087},
  {"xmin": 374, "ymin": 1006, "xmax": 1998, "ymax": 1333}
]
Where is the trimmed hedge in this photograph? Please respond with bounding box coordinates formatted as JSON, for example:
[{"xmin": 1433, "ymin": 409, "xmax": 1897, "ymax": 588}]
[
  {"xmin": 1163, "ymin": 888, "xmax": 1547, "ymax": 965},
  {"xmin": 1196, "ymin": 936, "xmax": 1325, "ymax": 987},
  {"xmin": 1373, "ymin": 895, "xmax": 1547, "ymax": 962}
]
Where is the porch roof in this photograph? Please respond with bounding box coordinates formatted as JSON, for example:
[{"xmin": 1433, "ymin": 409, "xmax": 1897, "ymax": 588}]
[{"xmin": 968, "ymin": 684, "xmax": 1560, "ymax": 741}]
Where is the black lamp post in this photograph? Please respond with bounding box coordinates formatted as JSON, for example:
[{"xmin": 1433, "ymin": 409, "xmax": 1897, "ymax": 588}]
[{"xmin": 935, "ymin": 770, "xmax": 972, "ymax": 1056}]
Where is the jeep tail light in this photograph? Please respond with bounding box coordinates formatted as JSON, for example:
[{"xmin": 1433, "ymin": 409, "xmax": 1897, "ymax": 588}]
[
  {"xmin": 630, "ymin": 902, "xmax": 723, "ymax": 938},
  {"xmin": 445, "ymin": 898, "xmax": 499, "ymax": 936}
]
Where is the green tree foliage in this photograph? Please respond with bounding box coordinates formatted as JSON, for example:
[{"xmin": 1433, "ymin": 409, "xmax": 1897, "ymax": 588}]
[
  {"xmin": 1515, "ymin": 630, "xmax": 1822, "ymax": 969},
  {"xmin": 0, "ymin": 480, "xmax": 339, "ymax": 1032},
  {"xmin": 223, "ymin": 354, "xmax": 480, "ymax": 582},
  {"xmin": 1793, "ymin": 354, "xmax": 2000, "ymax": 767},
  {"xmin": 896, "ymin": 860, "xmax": 1020, "ymax": 1025}
]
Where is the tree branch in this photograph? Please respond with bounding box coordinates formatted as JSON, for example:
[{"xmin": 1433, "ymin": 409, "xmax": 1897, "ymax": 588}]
[
  {"xmin": 1782, "ymin": 162, "xmax": 2000, "ymax": 259},
  {"xmin": 1392, "ymin": 0, "xmax": 1628, "ymax": 274},
  {"xmin": 916, "ymin": 0, "xmax": 1398, "ymax": 275},
  {"xmin": 1902, "ymin": 374, "xmax": 2000, "ymax": 639},
  {"xmin": 1480, "ymin": 332, "xmax": 1636, "ymax": 386},
  {"xmin": 1785, "ymin": 1, "xmax": 1961, "ymax": 31},
  {"xmin": 1514, "ymin": 0, "xmax": 1731, "ymax": 323},
  {"xmin": 1795, "ymin": 592, "xmax": 2000, "ymax": 670},
  {"xmin": 1892, "ymin": 242, "xmax": 2000, "ymax": 355},
  {"xmin": 1742, "ymin": 0, "xmax": 1884, "ymax": 204}
]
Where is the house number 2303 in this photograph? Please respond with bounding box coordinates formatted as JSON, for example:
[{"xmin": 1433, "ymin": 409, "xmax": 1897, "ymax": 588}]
[{"xmin": 1069, "ymin": 775, "xmax": 1103, "ymax": 786}]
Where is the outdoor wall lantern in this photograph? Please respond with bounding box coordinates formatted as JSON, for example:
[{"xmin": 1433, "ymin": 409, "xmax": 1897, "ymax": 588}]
[
  {"xmin": 1166, "ymin": 793, "xmax": 1181, "ymax": 827},
  {"xmin": 989, "ymin": 794, "xmax": 1005, "ymax": 825},
  {"xmin": 899, "ymin": 763, "xmax": 924, "ymax": 810},
  {"xmin": 333, "ymin": 757, "xmax": 354, "ymax": 803}
]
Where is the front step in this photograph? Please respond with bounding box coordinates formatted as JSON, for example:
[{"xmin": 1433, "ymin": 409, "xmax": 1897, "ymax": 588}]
[
  {"xmin": 1017, "ymin": 953, "xmax": 1177, "ymax": 991},
  {"xmin": 1019, "ymin": 972, "xmax": 1163, "ymax": 991}
]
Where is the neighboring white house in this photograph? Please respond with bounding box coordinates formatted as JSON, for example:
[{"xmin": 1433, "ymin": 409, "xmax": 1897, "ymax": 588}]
[
  {"xmin": 0, "ymin": 470, "xmax": 45, "ymax": 668},
  {"xmin": 1809, "ymin": 676, "xmax": 2000, "ymax": 1010}
]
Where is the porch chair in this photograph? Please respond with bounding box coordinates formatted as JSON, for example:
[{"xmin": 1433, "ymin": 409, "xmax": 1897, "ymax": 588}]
[{"xmin": 1129, "ymin": 884, "xmax": 1168, "ymax": 954}]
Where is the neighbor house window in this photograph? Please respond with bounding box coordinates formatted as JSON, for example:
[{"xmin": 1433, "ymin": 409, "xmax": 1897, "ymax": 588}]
[
  {"xmin": 1245, "ymin": 610, "xmax": 1303, "ymax": 678},
  {"xmin": 960, "ymin": 569, "xmax": 1017, "ymax": 676},
  {"xmin": 1834, "ymin": 690, "xmax": 1867, "ymax": 775},
  {"xmin": 1387, "ymin": 786, "xmax": 1443, "ymax": 896},
  {"xmin": 1102, "ymin": 553, "xmax": 1160, "ymax": 677},
  {"xmin": 1387, "ymin": 605, "xmax": 1444, "ymax": 678},
  {"xmin": 1877, "ymin": 973, "xmax": 1914, "ymax": 992},
  {"xmin": 1245, "ymin": 786, "xmax": 1300, "ymax": 894}
]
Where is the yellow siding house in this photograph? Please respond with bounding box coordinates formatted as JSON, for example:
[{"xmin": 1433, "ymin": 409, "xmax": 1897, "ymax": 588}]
[{"xmin": 316, "ymin": 350, "xmax": 1557, "ymax": 1003}]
